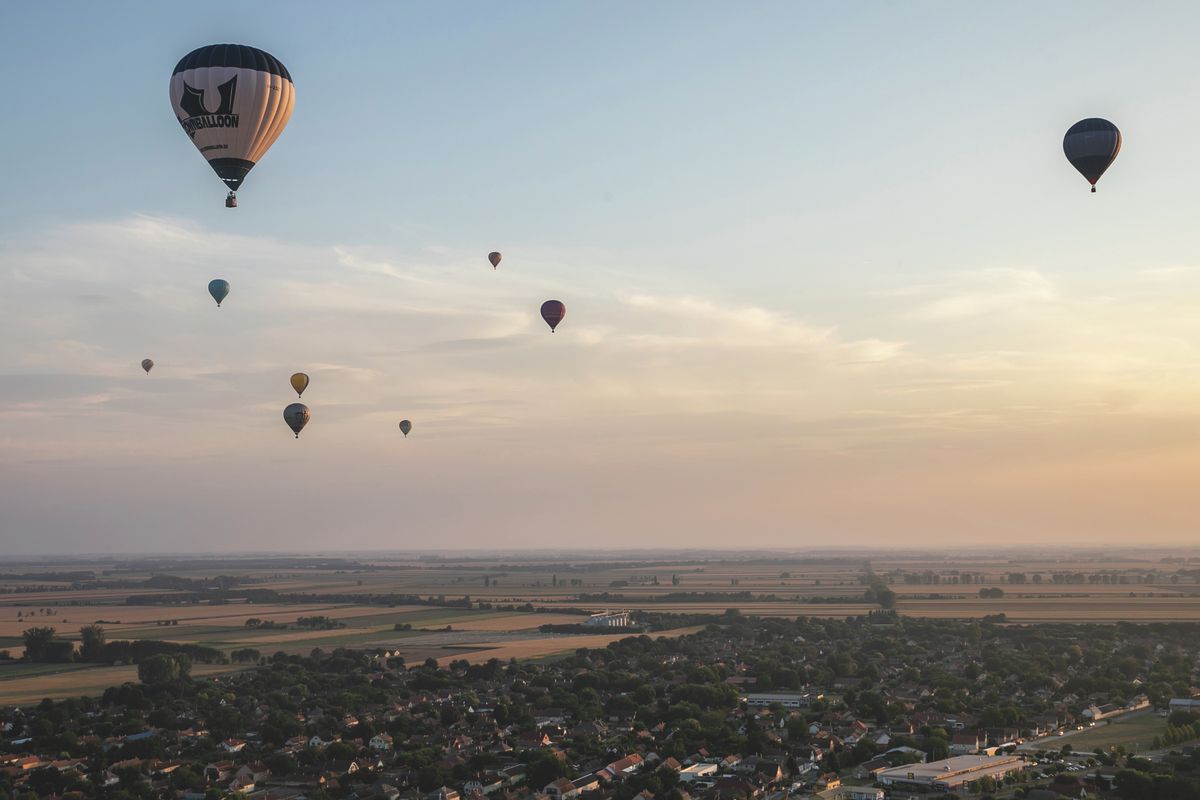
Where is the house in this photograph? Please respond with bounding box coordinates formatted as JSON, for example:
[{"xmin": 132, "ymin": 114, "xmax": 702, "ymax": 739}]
[
  {"xmin": 234, "ymin": 763, "xmax": 270, "ymax": 784},
  {"xmin": 544, "ymin": 778, "xmax": 580, "ymax": 799},
  {"xmin": 516, "ymin": 731, "xmax": 552, "ymax": 748},
  {"xmin": 370, "ymin": 733, "xmax": 395, "ymax": 752},
  {"xmin": 572, "ymin": 774, "xmax": 601, "ymax": 793},
  {"xmin": 736, "ymin": 756, "xmax": 783, "ymax": 783},
  {"xmin": 228, "ymin": 774, "xmax": 256, "ymax": 793},
  {"xmin": 535, "ymin": 709, "xmax": 568, "ymax": 725},
  {"xmin": 713, "ymin": 776, "xmax": 760, "ymax": 799},
  {"xmin": 205, "ymin": 761, "xmax": 236, "ymax": 782},
  {"xmin": 1126, "ymin": 695, "xmax": 1151, "ymax": 712},
  {"xmin": 950, "ymin": 732, "xmax": 981, "ymax": 755},
  {"xmin": 816, "ymin": 772, "xmax": 841, "ymax": 790},
  {"xmin": 601, "ymin": 753, "xmax": 644, "ymax": 778},
  {"xmin": 371, "ymin": 783, "xmax": 402, "ymax": 800},
  {"xmin": 221, "ymin": 738, "xmax": 247, "ymax": 753}
]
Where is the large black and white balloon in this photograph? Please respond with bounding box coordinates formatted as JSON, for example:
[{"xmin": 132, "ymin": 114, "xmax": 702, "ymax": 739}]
[{"xmin": 170, "ymin": 44, "xmax": 295, "ymax": 203}]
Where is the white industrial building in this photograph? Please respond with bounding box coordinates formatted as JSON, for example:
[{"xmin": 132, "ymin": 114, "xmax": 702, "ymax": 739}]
[
  {"xmin": 875, "ymin": 755, "xmax": 1029, "ymax": 792},
  {"xmin": 584, "ymin": 611, "xmax": 631, "ymax": 627},
  {"xmin": 740, "ymin": 692, "xmax": 818, "ymax": 709}
]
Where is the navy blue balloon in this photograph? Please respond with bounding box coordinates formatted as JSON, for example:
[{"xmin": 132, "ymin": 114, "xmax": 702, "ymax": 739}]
[{"xmin": 208, "ymin": 279, "xmax": 230, "ymax": 307}]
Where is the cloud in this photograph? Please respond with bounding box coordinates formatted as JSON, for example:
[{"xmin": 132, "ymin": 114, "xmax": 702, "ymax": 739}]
[
  {"xmin": 622, "ymin": 293, "xmax": 905, "ymax": 362},
  {"xmin": 9, "ymin": 215, "xmax": 1200, "ymax": 550},
  {"xmin": 902, "ymin": 268, "xmax": 1058, "ymax": 320}
]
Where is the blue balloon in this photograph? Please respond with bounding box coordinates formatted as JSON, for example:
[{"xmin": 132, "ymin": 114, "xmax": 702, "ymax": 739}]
[{"xmin": 208, "ymin": 279, "xmax": 230, "ymax": 307}]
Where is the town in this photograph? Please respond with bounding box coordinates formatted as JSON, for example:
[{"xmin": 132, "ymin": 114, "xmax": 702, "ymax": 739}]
[{"xmin": 2, "ymin": 613, "xmax": 1199, "ymax": 799}]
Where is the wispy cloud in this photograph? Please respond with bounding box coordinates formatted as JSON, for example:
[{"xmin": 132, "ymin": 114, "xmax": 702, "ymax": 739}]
[
  {"xmin": 8, "ymin": 215, "xmax": 1200, "ymax": 551},
  {"xmin": 902, "ymin": 268, "xmax": 1058, "ymax": 320}
]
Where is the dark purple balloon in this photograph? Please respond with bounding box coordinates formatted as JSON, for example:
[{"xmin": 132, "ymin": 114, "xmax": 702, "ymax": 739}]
[{"xmin": 540, "ymin": 300, "xmax": 566, "ymax": 332}]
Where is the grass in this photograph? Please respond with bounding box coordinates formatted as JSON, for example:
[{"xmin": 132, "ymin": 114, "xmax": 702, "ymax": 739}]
[
  {"xmin": 0, "ymin": 663, "xmax": 244, "ymax": 706},
  {"xmin": 1055, "ymin": 712, "xmax": 1164, "ymax": 754},
  {"xmin": 0, "ymin": 661, "xmax": 96, "ymax": 681}
]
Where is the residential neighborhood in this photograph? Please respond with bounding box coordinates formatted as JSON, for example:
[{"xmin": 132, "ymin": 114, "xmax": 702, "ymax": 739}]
[{"xmin": 1, "ymin": 614, "xmax": 1199, "ymax": 798}]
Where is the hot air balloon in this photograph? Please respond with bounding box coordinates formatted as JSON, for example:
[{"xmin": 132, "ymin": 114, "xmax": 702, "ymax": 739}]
[
  {"xmin": 208, "ymin": 279, "xmax": 230, "ymax": 307},
  {"xmin": 290, "ymin": 373, "xmax": 309, "ymax": 398},
  {"xmin": 170, "ymin": 44, "xmax": 296, "ymax": 207},
  {"xmin": 1064, "ymin": 118, "xmax": 1121, "ymax": 192},
  {"xmin": 541, "ymin": 300, "xmax": 566, "ymax": 332},
  {"xmin": 488, "ymin": 251, "xmax": 502, "ymax": 269},
  {"xmin": 141, "ymin": 359, "xmax": 154, "ymax": 374},
  {"xmin": 284, "ymin": 403, "xmax": 310, "ymax": 438},
  {"xmin": 399, "ymin": 420, "xmax": 412, "ymax": 437}
]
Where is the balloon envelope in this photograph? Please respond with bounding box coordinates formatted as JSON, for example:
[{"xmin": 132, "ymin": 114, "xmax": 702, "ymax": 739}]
[
  {"xmin": 541, "ymin": 300, "xmax": 566, "ymax": 332},
  {"xmin": 1063, "ymin": 118, "xmax": 1121, "ymax": 191},
  {"xmin": 208, "ymin": 279, "xmax": 230, "ymax": 306},
  {"xmin": 170, "ymin": 44, "xmax": 296, "ymax": 195},
  {"xmin": 141, "ymin": 359, "xmax": 154, "ymax": 373},
  {"xmin": 399, "ymin": 420, "xmax": 412, "ymax": 437},
  {"xmin": 284, "ymin": 403, "xmax": 310, "ymax": 438},
  {"xmin": 290, "ymin": 372, "xmax": 309, "ymax": 398},
  {"xmin": 488, "ymin": 251, "xmax": 502, "ymax": 269}
]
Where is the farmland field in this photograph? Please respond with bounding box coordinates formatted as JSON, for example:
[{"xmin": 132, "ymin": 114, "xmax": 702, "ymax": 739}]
[{"xmin": 0, "ymin": 662, "xmax": 244, "ymax": 706}]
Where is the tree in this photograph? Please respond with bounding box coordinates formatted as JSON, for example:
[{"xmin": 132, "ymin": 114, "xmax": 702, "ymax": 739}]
[
  {"xmin": 79, "ymin": 625, "xmax": 106, "ymax": 662},
  {"xmin": 231, "ymin": 648, "xmax": 261, "ymax": 664},
  {"xmin": 326, "ymin": 741, "xmax": 357, "ymax": 761},
  {"xmin": 524, "ymin": 749, "xmax": 570, "ymax": 787},
  {"xmin": 138, "ymin": 653, "xmax": 190, "ymax": 684},
  {"xmin": 1114, "ymin": 769, "xmax": 1154, "ymax": 798},
  {"xmin": 21, "ymin": 627, "xmax": 57, "ymax": 662},
  {"xmin": 42, "ymin": 640, "xmax": 74, "ymax": 663}
]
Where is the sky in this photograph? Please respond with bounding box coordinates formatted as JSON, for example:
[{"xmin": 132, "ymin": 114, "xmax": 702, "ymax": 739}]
[{"xmin": 3, "ymin": 2, "xmax": 1200, "ymax": 554}]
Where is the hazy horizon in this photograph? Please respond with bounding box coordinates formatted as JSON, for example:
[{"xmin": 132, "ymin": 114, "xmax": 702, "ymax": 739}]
[{"xmin": 5, "ymin": 2, "xmax": 1200, "ymax": 554}]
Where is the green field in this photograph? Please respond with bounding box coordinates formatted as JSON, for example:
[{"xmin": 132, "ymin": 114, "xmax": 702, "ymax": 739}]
[
  {"xmin": 1058, "ymin": 712, "xmax": 1164, "ymax": 754},
  {"xmin": 0, "ymin": 661, "xmax": 97, "ymax": 681}
]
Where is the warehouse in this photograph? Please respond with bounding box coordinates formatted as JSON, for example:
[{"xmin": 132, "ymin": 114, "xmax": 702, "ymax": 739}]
[
  {"xmin": 1169, "ymin": 698, "xmax": 1200, "ymax": 712},
  {"xmin": 584, "ymin": 611, "xmax": 631, "ymax": 627},
  {"xmin": 739, "ymin": 692, "xmax": 818, "ymax": 709},
  {"xmin": 875, "ymin": 755, "xmax": 1029, "ymax": 792}
]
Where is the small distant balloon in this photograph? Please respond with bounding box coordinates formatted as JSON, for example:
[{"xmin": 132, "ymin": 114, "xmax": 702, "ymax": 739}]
[
  {"xmin": 399, "ymin": 419, "xmax": 412, "ymax": 437},
  {"xmin": 141, "ymin": 359, "xmax": 154, "ymax": 374},
  {"xmin": 488, "ymin": 251, "xmax": 502, "ymax": 269},
  {"xmin": 284, "ymin": 403, "xmax": 310, "ymax": 439},
  {"xmin": 541, "ymin": 300, "xmax": 566, "ymax": 332},
  {"xmin": 208, "ymin": 279, "xmax": 230, "ymax": 307},
  {"xmin": 1063, "ymin": 118, "xmax": 1121, "ymax": 192},
  {"xmin": 290, "ymin": 372, "xmax": 309, "ymax": 398}
]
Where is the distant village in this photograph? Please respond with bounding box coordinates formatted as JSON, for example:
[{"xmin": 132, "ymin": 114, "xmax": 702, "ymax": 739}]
[{"xmin": 2, "ymin": 614, "xmax": 1200, "ymax": 799}]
